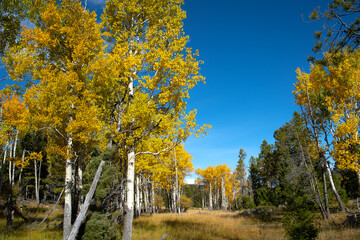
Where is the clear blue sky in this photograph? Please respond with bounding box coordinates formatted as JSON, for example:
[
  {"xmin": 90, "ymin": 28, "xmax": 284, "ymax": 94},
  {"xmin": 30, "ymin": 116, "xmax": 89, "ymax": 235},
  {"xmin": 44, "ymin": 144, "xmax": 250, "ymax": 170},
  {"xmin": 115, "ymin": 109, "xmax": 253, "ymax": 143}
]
[
  {"xmin": 0, "ymin": 0, "xmax": 331, "ymax": 177},
  {"xmin": 181, "ymin": 0, "xmax": 329, "ymax": 175}
]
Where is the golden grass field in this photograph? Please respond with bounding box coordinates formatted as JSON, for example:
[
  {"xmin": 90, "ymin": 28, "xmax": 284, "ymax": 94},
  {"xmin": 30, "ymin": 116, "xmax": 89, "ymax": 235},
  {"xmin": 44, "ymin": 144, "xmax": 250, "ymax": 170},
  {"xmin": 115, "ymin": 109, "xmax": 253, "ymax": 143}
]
[{"xmin": 1, "ymin": 204, "xmax": 360, "ymax": 240}]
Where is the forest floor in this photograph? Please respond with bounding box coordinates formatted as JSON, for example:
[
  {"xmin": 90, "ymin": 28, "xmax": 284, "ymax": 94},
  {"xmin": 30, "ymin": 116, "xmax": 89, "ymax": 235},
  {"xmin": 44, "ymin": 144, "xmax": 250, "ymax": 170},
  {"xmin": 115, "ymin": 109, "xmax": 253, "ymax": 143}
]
[{"xmin": 1, "ymin": 202, "xmax": 360, "ymax": 240}]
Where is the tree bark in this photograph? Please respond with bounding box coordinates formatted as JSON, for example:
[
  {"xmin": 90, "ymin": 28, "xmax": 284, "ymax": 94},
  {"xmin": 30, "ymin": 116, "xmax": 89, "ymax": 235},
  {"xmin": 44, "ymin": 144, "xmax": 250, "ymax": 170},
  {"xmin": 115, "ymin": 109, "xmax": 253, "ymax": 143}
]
[
  {"xmin": 135, "ymin": 175, "xmax": 140, "ymax": 218},
  {"xmin": 63, "ymin": 137, "xmax": 73, "ymax": 240},
  {"xmin": 172, "ymin": 177, "xmax": 176, "ymax": 213},
  {"xmin": 209, "ymin": 182, "xmax": 213, "ymax": 210},
  {"xmin": 143, "ymin": 183, "xmax": 149, "ymax": 213},
  {"xmin": 323, "ymin": 171, "xmax": 330, "ymax": 220},
  {"xmin": 34, "ymin": 160, "xmax": 39, "ymax": 206},
  {"xmin": 67, "ymin": 160, "xmax": 105, "ymax": 240},
  {"xmin": 123, "ymin": 148, "xmax": 136, "ymax": 240},
  {"xmin": 325, "ymin": 161, "xmax": 345, "ymax": 211},
  {"xmin": 221, "ymin": 177, "xmax": 227, "ymax": 210},
  {"xmin": 77, "ymin": 163, "xmax": 84, "ymax": 213},
  {"xmin": 151, "ymin": 181, "xmax": 155, "ymax": 214}
]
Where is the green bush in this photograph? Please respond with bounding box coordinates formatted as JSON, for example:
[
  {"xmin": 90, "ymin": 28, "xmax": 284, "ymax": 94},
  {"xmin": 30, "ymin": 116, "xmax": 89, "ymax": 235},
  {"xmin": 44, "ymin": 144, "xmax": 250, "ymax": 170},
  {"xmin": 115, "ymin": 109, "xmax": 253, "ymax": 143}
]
[
  {"xmin": 257, "ymin": 207, "xmax": 273, "ymax": 222},
  {"xmin": 282, "ymin": 210, "xmax": 318, "ymax": 240},
  {"xmin": 82, "ymin": 212, "xmax": 117, "ymax": 240},
  {"xmin": 240, "ymin": 195, "xmax": 255, "ymax": 209},
  {"xmin": 282, "ymin": 194, "xmax": 318, "ymax": 240}
]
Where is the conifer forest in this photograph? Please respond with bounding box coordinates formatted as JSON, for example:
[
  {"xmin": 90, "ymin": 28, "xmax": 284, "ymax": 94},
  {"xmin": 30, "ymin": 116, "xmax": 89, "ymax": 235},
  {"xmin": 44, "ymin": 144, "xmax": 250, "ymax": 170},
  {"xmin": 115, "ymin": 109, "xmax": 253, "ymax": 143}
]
[{"xmin": 1, "ymin": 0, "xmax": 360, "ymax": 239}]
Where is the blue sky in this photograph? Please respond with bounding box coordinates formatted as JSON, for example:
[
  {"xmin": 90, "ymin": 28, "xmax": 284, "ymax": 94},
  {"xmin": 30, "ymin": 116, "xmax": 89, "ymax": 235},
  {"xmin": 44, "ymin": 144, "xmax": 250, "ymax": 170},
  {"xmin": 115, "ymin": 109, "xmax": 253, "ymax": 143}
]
[
  {"xmin": 181, "ymin": 0, "xmax": 330, "ymax": 177},
  {"xmin": 1, "ymin": 0, "xmax": 331, "ymax": 179}
]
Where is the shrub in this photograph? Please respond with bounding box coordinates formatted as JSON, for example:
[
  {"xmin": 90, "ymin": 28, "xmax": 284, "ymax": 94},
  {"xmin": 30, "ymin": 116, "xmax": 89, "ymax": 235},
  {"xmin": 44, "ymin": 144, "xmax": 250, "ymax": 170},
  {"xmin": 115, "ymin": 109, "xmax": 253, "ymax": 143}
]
[
  {"xmin": 240, "ymin": 195, "xmax": 255, "ymax": 209},
  {"xmin": 282, "ymin": 194, "xmax": 318, "ymax": 240},
  {"xmin": 180, "ymin": 195, "xmax": 193, "ymax": 212},
  {"xmin": 82, "ymin": 212, "xmax": 117, "ymax": 240},
  {"xmin": 282, "ymin": 210, "xmax": 318, "ymax": 240}
]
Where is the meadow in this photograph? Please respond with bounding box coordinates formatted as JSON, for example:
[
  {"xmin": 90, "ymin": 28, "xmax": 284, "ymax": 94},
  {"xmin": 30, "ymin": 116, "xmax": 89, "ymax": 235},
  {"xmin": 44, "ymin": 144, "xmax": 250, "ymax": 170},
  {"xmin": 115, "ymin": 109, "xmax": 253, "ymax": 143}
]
[{"xmin": 1, "ymin": 203, "xmax": 360, "ymax": 240}]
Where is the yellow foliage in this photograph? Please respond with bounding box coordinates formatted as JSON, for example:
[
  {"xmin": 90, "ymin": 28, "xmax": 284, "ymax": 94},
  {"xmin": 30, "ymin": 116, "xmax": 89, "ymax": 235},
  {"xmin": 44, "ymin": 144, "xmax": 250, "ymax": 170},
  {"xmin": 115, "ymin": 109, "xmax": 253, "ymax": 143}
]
[{"xmin": 294, "ymin": 49, "xmax": 360, "ymax": 172}]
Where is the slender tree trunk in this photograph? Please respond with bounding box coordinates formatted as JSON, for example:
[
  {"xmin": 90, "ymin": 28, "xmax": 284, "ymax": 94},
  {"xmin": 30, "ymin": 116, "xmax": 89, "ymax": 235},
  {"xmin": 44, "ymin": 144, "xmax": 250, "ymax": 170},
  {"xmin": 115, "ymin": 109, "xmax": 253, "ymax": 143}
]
[
  {"xmin": 324, "ymin": 162, "xmax": 345, "ymax": 211},
  {"xmin": 221, "ymin": 177, "xmax": 227, "ymax": 210},
  {"xmin": 151, "ymin": 181, "xmax": 155, "ymax": 214},
  {"xmin": 77, "ymin": 163, "xmax": 83, "ymax": 213},
  {"xmin": 202, "ymin": 193, "xmax": 204, "ymax": 210},
  {"xmin": 38, "ymin": 161, "xmax": 42, "ymax": 203},
  {"xmin": 123, "ymin": 147, "xmax": 136, "ymax": 240},
  {"xmin": 18, "ymin": 150, "xmax": 25, "ymax": 186},
  {"xmin": 139, "ymin": 178, "xmax": 143, "ymax": 213},
  {"xmin": 0, "ymin": 141, "xmax": 8, "ymax": 194},
  {"xmin": 177, "ymin": 185, "xmax": 181, "ymax": 214},
  {"xmin": 216, "ymin": 186, "xmax": 220, "ymax": 209},
  {"xmin": 209, "ymin": 182, "xmax": 213, "ymax": 210},
  {"xmin": 143, "ymin": 185, "xmax": 149, "ymax": 213},
  {"xmin": 323, "ymin": 171, "xmax": 330, "ymax": 220},
  {"xmin": 63, "ymin": 137, "xmax": 73, "ymax": 240},
  {"xmin": 172, "ymin": 177, "xmax": 177, "ymax": 213},
  {"xmin": 34, "ymin": 160, "xmax": 40, "ymax": 206},
  {"xmin": 8, "ymin": 141, "xmax": 13, "ymax": 186},
  {"xmin": 135, "ymin": 175, "xmax": 140, "ymax": 218},
  {"xmin": 67, "ymin": 160, "xmax": 105, "ymax": 240}
]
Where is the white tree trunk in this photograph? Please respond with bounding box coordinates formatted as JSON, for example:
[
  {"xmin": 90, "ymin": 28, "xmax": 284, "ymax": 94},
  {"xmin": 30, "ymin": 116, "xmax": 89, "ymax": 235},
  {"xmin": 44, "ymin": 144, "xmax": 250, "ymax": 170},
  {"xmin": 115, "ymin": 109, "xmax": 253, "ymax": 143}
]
[
  {"xmin": 143, "ymin": 186, "xmax": 149, "ymax": 213},
  {"xmin": 139, "ymin": 178, "xmax": 143, "ymax": 213},
  {"xmin": 135, "ymin": 175, "xmax": 140, "ymax": 218},
  {"xmin": 151, "ymin": 181, "xmax": 155, "ymax": 214},
  {"xmin": 325, "ymin": 162, "xmax": 344, "ymax": 211},
  {"xmin": 67, "ymin": 160, "xmax": 105, "ymax": 240},
  {"xmin": 172, "ymin": 177, "xmax": 176, "ymax": 213},
  {"xmin": 8, "ymin": 141, "xmax": 13, "ymax": 186},
  {"xmin": 221, "ymin": 177, "xmax": 227, "ymax": 210},
  {"xmin": 123, "ymin": 148, "xmax": 136, "ymax": 240},
  {"xmin": 18, "ymin": 150, "xmax": 26, "ymax": 185},
  {"xmin": 63, "ymin": 137, "xmax": 73, "ymax": 240},
  {"xmin": 77, "ymin": 164, "xmax": 83, "ymax": 212},
  {"xmin": 34, "ymin": 160, "xmax": 40, "ymax": 206},
  {"xmin": 209, "ymin": 182, "xmax": 213, "ymax": 210}
]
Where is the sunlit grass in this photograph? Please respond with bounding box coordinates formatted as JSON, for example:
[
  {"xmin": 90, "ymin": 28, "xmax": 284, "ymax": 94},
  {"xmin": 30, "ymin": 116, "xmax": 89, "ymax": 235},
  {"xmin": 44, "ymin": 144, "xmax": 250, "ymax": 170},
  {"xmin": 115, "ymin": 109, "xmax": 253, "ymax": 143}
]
[
  {"xmin": 132, "ymin": 209, "xmax": 286, "ymax": 240},
  {"xmin": 1, "ymin": 203, "xmax": 360, "ymax": 240}
]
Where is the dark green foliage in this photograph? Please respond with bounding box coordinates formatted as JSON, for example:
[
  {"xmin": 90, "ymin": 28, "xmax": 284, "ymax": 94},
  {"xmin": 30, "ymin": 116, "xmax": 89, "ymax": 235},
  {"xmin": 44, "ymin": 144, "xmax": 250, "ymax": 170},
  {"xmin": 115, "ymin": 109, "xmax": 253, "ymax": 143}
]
[
  {"xmin": 81, "ymin": 212, "xmax": 117, "ymax": 240},
  {"xmin": 283, "ymin": 194, "xmax": 318, "ymax": 240},
  {"xmin": 182, "ymin": 184, "xmax": 203, "ymax": 208},
  {"xmin": 310, "ymin": 0, "xmax": 360, "ymax": 62},
  {"xmin": 83, "ymin": 148, "xmax": 118, "ymax": 202},
  {"xmin": 337, "ymin": 168, "xmax": 360, "ymax": 199},
  {"xmin": 257, "ymin": 207, "xmax": 273, "ymax": 222},
  {"xmin": 239, "ymin": 195, "xmax": 255, "ymax": 209}
]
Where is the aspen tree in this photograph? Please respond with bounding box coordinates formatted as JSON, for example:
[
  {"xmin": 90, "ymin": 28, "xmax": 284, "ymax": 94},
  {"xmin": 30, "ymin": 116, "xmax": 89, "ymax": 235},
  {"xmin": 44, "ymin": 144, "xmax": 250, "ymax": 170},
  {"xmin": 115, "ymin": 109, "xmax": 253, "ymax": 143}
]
[
  {"xmin": 292, "ymin": 50, "xmax": 360, "ymax": 212},
  {"xmin": 4, "ymin": 1, "xmax": 103, "ymax": 238},
  {"xmin": 99, "ymin": 1, "xmax": 207, "ymax": 238}
]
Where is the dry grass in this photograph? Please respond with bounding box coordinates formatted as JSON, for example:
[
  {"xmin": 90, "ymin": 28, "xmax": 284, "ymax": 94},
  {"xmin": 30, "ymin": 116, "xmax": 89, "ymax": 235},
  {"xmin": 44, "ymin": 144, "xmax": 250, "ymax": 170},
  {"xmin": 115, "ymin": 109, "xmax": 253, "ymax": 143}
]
[
  {"xmin": 316, "ymin": 213, "xmax": 360, "ymax": 240},
  {"xmin": 0, "ymin": 201, "xmax": 63, "ymax": 240},
  {"xmin": 1, "ymin": 204, "xmax": 360, "ymax": 240},
  {"xmin": 132, "ymin": 209, "xmax": 286, "ymax": 240}
]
